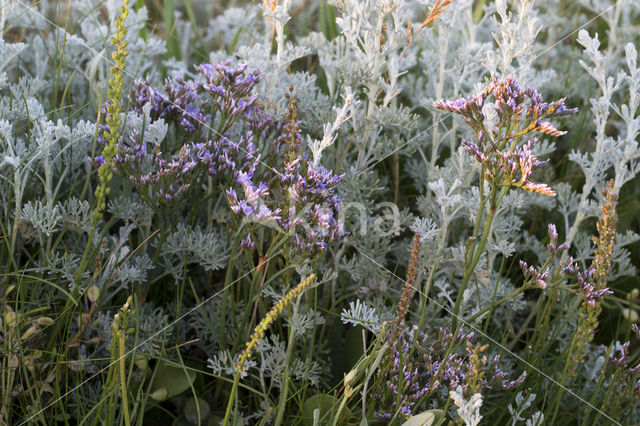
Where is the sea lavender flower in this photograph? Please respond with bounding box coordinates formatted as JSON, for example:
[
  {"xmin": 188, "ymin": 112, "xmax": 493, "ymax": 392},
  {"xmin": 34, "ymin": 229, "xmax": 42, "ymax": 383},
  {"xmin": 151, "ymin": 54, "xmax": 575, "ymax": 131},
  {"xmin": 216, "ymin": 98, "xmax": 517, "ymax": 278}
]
[
  {"xmin": 109, "ymin": 129, "xmax": 145, "ymax": 169},
  {"xmin": 129, "ymin": 77, "xmax": 207, "ymax": 134},
  {"xmin": 517, "ymin": 223, "xmax": 570, "ymax": 292},
  {"xmin": 434, "ymin": 76, "xmax": 577, "ymax": 197},
  {"xmin": 226, "ymin": 172, "xmax": 281, "ymax": 223},
  {"xmin": 609, "ymin": 342, "xmax": 631, "ymax": 367},
  {"xmin": 95, "ymin": 61, "xmax": 270, "ymax": 207},
  {"xmin": 226, "ymin": 89, "xmax": 345, "ymax": 256},
  {"xmin": 277, "ymin": 94, "xmax": 345, "ymax": 253},
  {"xmin": 576, "ymin": 266, "xmax": 613, "ymax": 308},
  {"xmin": 372, "ymin": 326, "xmax": 525, "ymax": 419},
  {"xmin": 601, "ymin": 339, "xmax": 640, "ymax": 405},
  {"xmin": 562, "ymin": 256, "xmax": 577, "ymax": 276},
  {"xmin": 278, "ymin": 162, "xmax": 344, "ymax": 253},
  {"xmin": 196, "ymin": 61, "xmax": 260, "ymax": 123},
  {"xmin": 372, "ymin": 326, "xmax": 454, "ymax": 419},
  {"xmin": 547, "ymin": 223, "xmax": 570, "ymax": 254},
  {"xmin": 519, "ymin": 260, "xmax": 550, "ymax": 290},
  {"xmin": 241, "ymin": 235, "xmax": 255, "ymax": 250},
  {"xmin": 486, "ymin": 356, "xmax": 527, "ymax": 390},
  {"xmin": 436, "ymin": 77, "xmax": 577, "ymax": 328}
]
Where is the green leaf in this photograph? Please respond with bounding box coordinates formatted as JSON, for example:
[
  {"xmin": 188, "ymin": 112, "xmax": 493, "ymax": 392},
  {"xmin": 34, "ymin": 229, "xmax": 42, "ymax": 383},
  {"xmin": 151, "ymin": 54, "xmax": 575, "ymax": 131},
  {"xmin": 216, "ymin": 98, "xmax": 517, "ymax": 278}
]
[
  {"xmin": 148, "ymin": 361, "xmax": 197, "ymax": 401},
  {"xmin": 184, "ymin": 397, "xmax": 211, "ymax": 424},
  {"xmin": 400, "ymin": 410, "xmax": 445, "ymax": 426},
  {"xmin": 363, "ymin": 342, "xmax": 388, "ymax": 385},
  {"xmin": 300, "ymin": 394, "xmax": 352, "ymax": 425},
  {"xmin": 149, "ymin": 388, "xmax": 168, "ymax": 401}
]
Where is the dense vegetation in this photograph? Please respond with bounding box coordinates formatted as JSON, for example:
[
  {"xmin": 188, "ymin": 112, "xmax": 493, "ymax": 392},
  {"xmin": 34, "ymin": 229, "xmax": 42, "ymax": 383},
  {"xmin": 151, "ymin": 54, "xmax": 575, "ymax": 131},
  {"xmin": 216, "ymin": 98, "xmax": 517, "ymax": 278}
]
[{"xmin": 1, "ymin": 0, "xmax": 639, "ymax": 424}]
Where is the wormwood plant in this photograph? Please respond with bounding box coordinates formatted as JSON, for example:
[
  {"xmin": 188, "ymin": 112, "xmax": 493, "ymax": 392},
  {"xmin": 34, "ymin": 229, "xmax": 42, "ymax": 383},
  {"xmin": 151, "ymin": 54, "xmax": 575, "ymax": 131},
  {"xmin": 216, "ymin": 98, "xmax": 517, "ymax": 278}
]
[{"xmin": 1, "ymin": 0, "xmax": 640, "ymax": 425}]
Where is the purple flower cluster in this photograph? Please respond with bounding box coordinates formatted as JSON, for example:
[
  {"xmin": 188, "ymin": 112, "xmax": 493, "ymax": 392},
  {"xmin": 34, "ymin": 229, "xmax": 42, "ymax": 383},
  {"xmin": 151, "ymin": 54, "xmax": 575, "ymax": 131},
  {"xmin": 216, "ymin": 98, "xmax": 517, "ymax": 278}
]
[
  {"xmin": 129, "ymin": 77, "xmax": 206, "ymax": 133},
  {"xmin": 562, "ymin": 256, "xmax": 578, "ymax": 276},
  {"xmin": 434, "ymin": 76, "xmax": 577, "ymax": 196},
  {"xmin": 518, "ymin": 223, "xmax": 571, "ymax": 290},
  {"xmin": 519, "ymin": 260, "xmax": 550, "ymax": 289},
  {"xmin": 196, "ymin": 62, "xmax": 260, "ymax": 124},
  {"xmin": 226, "ymin": 155, "xmax": 344, "ymax": 255},
  {"xmin": 92, "ymin": 58, "xmax": 345, "ymax": 253},
  {"xmin": 373, "ymin": 326, "xmax": 525, "ymax": 419},
  {"xmin": 433, "ymin": 76, "xmax": 576, "ymax": 137},
  {"xmin": 226, "ymin": 92, "xmax": 345, "ymax": 256},
  {"xmin": 94, "ymin": 61, "xmax": 274, "ymax": 203},
  {"xmin": 128, "ymin": 130, "xmax": 260, "ymax": 201},
  {"xmin": 282, "ymin": 161, "xmax": 344, "ymax": 253},
  {"xmin": 546, "ymin": 224, "xmax": 570, "ymax": 254},
  {"xmin": 576, "ymin": 266, "xmax": 613, "ymax": 308},
  {"xmin": 463, "ymin": 136, "xmax": 556, "ymax": 196},
  {"xmin": 609, "ymin": 341, "xmax": 632, "ymax": 367},
  {"xmin": 226, "ymin": 172, "xmax": 281, "ymax": 221},
  {"xmin": 485, "ymin": 356, "xmax": 527, "ymax": 390},
  {"xmin": 606, "ymin": 338, "xmax": 640, "ymax": 397}
]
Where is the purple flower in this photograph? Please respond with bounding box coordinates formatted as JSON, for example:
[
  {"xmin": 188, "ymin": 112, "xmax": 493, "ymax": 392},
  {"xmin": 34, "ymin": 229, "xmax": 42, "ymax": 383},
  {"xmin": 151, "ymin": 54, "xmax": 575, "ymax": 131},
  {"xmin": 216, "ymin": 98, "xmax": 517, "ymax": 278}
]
[
  {"xmin": 129, "ymin": 77, "xmax": 206, "ymax": 133},
  {"xmin": 226, "ymin": 173, "xmax": 282, "ymax": 224},
  {"xmin": 85, "ymin": 60, "xmax": 269, "ymax": 216},
  {"xmin": 196, "ymin": 61, "xmax": 261, "ymax": 121},
  {"xmin": 546, "ymin": 223, "xmax": 570, "ymax": 254},
  {"xmin": 241, "ymin": 235, "xmax": 255, "ymax": 249},
  {"xmin": 577, "ymin": 266, "xmax": 613, "ymax": 307},
  {"xmin": 520, "ymin": 260, "xmax": 550, "ymax": 289},
  {"xmin": 486, "ymin": 356, "xmax": 527, "ymax": 390},
  {"xmin": 609, "ymin": 342, "xmax": 630, "ymax": 367},
  {"xmin": 433, "ymin": 76, "xmax": 576, "ymax": 197},
  {"xmin": 548, "ymin": 224, "xmax": 558, "ymax": 245},
  {"xmin": 562, "ymin": 256, "xmax": 577, "ymax": 276},
  {"xmin": 254, "ymin": 204, "xmax": 281, "ymax": 222},
  {"xmin": 533, "ymin": 120, "xmax": 566, "ymax": 137},
  {"xmin": 372, "ymin": 325, "xmax": 523, "ymax": 419}
]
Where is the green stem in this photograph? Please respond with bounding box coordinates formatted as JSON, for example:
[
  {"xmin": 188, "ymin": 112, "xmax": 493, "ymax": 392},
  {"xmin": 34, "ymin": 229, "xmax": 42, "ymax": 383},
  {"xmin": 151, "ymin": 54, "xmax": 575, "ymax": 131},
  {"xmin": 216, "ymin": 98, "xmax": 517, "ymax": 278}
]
[
  {"xmin": 331, "ymin": 389, "xmax": 354, "ymax": 426},
  {"xmin": 452, "ymin": 185, "xmax": 508, "ymax": 329},
  {"xmin": 119, "ymin": 333, "xmax": 131, "ymax": 426},
  {"xmin": 583, "ymin": 351, "xmax": 610, "ymax": 423},
  {"xmin": 274, "ymin": 315, "xmax": 296, "ymax": 426},
  {"xmin": 472, "ymin": 165, "xmax": 486, "ymax": 240},
  {"xmin": 219, "ymin": 227, "xmax": 244, "ymax": 348},
  {"xmin": 483, "ymin": 255, "xmax": 506, "ymax": 333},
  {"xmin": 465, "ymin": 282, "xmax": 531, "ymax": 325},
  {"xmin": 417, "ymin": 261, "xmax": 438, "ymax": 330},
  {"xmin": 222, "ymin": 371, "xmax": 241, "ymax": 426},
  {"xmin": 548, "ymin": 336, "xmax": 578, "ymax": 419}
]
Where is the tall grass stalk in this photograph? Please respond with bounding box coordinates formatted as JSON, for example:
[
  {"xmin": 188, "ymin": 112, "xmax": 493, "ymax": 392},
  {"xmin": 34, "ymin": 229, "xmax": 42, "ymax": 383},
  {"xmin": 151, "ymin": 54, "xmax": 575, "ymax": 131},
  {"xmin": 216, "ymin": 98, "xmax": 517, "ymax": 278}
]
[{"xmin": 222, "ymin": 274, "xmax": 316, "ymax": 426}]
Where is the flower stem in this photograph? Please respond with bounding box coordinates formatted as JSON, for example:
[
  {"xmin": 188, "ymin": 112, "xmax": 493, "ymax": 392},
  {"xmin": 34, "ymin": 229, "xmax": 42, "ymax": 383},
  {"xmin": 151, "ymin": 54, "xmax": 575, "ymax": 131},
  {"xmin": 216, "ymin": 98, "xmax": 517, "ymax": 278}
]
[
  {"xmin": 222, "ymin": 372, "xmax": 241, "ymax": 426},
  {"xmin": 274, "ymin": 320, "xmax": 296, "ymax": 426},
  {"xmin": 118, "ymin": 332, "xmax": 131, "ymax": 426},
  {"xmin": 452, "ymin": 185, "xmax": 508, "ymax": 330}
]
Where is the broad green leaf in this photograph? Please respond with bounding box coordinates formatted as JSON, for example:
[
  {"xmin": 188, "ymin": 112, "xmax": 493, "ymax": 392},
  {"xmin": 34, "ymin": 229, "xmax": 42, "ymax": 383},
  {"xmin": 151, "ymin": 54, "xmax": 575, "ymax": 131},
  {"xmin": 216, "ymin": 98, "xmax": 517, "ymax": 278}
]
[
  {"xmin": 300, "ymin": 394, "xmax": 352, "ymax": 425},
  {"xmin": 149, "ymin": 361, "xmax": 197, "ymax": 401},
  {"xmin": 400, "ymin": 410, "xmax": 445, "ymax": 426},
  {"xmin": 184, "ymin": 397, "xmax": 211, "ymax": 424}
]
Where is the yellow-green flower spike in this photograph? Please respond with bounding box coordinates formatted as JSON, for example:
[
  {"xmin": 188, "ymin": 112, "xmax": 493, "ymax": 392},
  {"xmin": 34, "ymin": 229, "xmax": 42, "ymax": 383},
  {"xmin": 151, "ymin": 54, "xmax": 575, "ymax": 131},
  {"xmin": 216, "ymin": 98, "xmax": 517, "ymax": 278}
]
[{"xmin": 93, "ymin": 0, "xmax": 130, "ymax": 223}]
